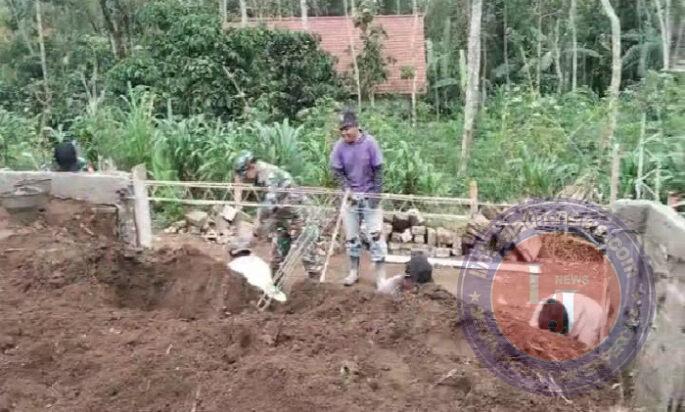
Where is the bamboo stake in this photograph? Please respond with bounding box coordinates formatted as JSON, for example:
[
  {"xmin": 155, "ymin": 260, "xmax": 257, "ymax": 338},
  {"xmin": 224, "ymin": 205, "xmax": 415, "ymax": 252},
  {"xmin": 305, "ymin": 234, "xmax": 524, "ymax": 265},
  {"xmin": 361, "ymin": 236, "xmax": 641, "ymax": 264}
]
[
  {"xmin": 320, "ymin": 189, "xmax": 350, "ymax": 283},
  {"xmin": 610, "ymin": 144, "xmax": 621, "ymax": 208}
]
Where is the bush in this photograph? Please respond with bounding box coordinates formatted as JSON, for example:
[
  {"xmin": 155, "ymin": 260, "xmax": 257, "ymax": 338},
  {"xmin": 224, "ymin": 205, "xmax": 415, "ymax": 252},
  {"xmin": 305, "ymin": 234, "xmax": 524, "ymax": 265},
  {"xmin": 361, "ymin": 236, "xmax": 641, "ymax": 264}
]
[{"xmin": 107, "ymin": 1, "xmax": 343, "ymax": 122}]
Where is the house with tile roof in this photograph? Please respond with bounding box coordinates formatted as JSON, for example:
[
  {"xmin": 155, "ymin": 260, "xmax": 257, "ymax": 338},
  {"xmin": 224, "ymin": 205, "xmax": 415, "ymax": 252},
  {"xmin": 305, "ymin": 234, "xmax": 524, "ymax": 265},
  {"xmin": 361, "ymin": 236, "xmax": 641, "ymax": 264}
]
[{"xmin": 225, "ymin": 15, "xmax": 427, "ymax": 95}]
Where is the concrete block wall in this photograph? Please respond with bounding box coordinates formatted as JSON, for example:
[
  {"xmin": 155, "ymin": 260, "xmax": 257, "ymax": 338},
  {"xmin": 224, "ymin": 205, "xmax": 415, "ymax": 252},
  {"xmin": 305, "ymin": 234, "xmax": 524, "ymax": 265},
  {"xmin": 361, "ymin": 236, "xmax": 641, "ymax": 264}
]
[
  {"xmin": 614, "ymin": 200, "xmax": 685, "ymax": 411},
  {"xmin": 0, "ymin": 171, "xmax": 137, "ymax": 246}
]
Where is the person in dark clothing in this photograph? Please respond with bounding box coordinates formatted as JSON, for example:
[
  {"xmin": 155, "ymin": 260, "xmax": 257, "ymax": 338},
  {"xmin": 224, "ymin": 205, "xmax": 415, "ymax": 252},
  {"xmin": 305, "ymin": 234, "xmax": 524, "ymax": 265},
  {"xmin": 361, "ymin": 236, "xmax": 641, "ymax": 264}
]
[
  {"xmin": 537, "ymin": 298, "xmax": 570, "ymax": 334},
  {"xmin": 377, "ymin": 250, "xmax": 433, "ymax": 295},
  {"xmin": 405, "ymin": 250, "xmax": 433, "ymax": 284},
  {"xmin": 53, "ymin": 141, "xmax": 90, "ymax": 172}
]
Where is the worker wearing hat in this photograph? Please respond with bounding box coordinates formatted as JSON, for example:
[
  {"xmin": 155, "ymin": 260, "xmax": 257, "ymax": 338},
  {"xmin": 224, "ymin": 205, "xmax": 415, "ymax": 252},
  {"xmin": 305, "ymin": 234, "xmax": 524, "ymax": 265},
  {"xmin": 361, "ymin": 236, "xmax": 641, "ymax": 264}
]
[
  {"xmin": 233, "ymin": 150, "xmax": 323, "ymax": 279},
  {"xmin": 329, "ymin": 110, "xmax": 387, "ymax": 287}
]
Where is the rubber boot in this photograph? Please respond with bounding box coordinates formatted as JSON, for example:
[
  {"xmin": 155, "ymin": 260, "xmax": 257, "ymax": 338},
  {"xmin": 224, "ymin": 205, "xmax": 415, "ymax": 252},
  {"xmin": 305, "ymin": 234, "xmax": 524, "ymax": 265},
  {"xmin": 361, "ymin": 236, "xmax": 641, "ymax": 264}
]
[
  {"xmin": 373, "ymin": 261, "xmax": 386, "ymax": 290},
  {"xmin": 343, "ymin": 256, "xmax": 360, "ymax": 286}
]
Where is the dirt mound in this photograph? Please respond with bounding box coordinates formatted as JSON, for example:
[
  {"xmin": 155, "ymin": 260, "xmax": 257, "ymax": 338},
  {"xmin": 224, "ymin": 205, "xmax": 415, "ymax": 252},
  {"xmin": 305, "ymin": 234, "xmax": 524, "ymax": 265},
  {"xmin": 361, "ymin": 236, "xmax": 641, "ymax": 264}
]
[
  {"xmin": 0, "ymin": 200, "xmax": 622, "ymax": 411},
  {"xmin": 495, "ymin": 306, "xmax": 589, "ymax": 361},
  {"xmin": 538, "ymin": 233, "xmax": 604, "ymax": 262}
]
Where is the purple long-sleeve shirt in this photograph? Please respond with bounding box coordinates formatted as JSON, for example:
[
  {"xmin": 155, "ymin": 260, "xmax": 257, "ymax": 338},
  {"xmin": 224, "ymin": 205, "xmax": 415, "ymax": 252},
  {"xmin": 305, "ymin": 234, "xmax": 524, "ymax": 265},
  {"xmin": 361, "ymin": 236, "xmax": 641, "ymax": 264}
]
[{"xmin": 329, "ymin": 132, "xmax": 383, "ymax": 193}]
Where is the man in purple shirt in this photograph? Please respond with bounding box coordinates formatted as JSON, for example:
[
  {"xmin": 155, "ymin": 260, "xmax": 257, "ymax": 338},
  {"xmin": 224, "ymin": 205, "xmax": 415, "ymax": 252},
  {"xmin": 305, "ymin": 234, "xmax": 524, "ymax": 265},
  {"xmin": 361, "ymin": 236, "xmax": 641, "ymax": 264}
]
[{"xmin": 330, "ymin": 110, "xmax": 387, "ymax": 286}]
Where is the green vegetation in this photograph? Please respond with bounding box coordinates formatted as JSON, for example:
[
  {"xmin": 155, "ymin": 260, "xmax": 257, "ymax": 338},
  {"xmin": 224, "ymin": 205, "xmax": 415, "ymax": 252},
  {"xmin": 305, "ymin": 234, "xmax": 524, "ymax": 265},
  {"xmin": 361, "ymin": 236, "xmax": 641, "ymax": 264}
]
[{"xmin": 0, "ymin": 0, "xmax": 683, "ymax": 203}]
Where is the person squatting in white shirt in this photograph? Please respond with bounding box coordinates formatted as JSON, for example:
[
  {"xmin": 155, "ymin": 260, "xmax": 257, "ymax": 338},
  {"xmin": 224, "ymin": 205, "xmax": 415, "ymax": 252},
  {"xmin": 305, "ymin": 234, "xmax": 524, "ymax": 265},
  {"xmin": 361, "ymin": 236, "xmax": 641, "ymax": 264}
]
[{"xmin": 529, "ymin": 292, "xmax": 608, "ymax": 348}]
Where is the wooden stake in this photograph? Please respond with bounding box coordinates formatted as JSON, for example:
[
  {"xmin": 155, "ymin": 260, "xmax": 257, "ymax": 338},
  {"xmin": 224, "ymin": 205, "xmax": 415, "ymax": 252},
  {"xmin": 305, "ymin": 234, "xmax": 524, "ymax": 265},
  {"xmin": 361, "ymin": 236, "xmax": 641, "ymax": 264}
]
[
  {"xmin": 610, "ymin": 144, "xmax": 621, "ymax": 208},
  {"xmin": 132, "ymin": 164, "xmax": 153, "ymax": 248},
  {"xmin": 469, "ymin": 180, "xmax": 478, "ymax": 217}
]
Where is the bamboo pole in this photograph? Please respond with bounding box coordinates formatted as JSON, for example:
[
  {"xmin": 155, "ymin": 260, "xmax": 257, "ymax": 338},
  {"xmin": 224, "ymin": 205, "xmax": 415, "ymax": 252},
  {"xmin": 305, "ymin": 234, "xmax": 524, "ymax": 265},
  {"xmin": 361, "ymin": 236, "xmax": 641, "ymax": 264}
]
[{"xmin": 320, "ymin": 190, "xmax": 350, "ymax": 283}]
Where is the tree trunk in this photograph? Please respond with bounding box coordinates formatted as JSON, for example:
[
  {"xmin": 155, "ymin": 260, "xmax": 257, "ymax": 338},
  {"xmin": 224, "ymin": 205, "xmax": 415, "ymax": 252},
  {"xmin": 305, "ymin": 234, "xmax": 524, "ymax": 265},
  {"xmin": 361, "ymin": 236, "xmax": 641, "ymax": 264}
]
[
  {"xmin": 114, "ymin": 0, "xmax": 131, "ymax": 54},
  {"xmin": 300, "ymin": 0, "xmax": 308, "ymax": 28},
  {"xmin": 654, "ymin": 0, "xmax": 671, "ymax": 69},
  {"xmin": 220, "ymin": 0, "xmax": 227, "ymax": 24},
  {"xmin": 344, "ymin": 0, "xmax": 362, "ymax": 109},
  {"xmin": 536, "ymin": 0, "xmax": 543, "ymax": 94},
  {"xmin": 36, "ymin": 0, "xmax": 50, "ymax": 117},
  {"xmin": 636, "ymin": 113, "xmax": 646, "ymax": 199},
  {"xmin": 481, "ymin": 10, "xmax": 487, "ymax": 108},
  {"xmin": 6, "ymin": 0, "xmax": 35, "ymax": 55},
  {"xmin": 99, "ymin": 0, "xmax": 126, "ymax": 59},
  {"xmin": 600, "ymin": 0, "xmax": 621, "ymax": 149},
  {"xmin": 503, "ymin": 1, "xmax": 510, "ymax": 86},
  {"xmin": 459, "ymin": 0, "xmax": 482, "ymax": 176},
  {"xmin": 519, "ymin": 45, "xmax": 535, "ymax": 92},
  {"xmin": 411, "ymin": 0, "xmax": 419, "ymax": 127},
  {"xmin": 240, "ymin": 0, "xmax": 247, "ymax": 27},
  {"xmin": 554, "ymin": 18, "xmax": 563, "ymax": 94},
  {"xmin": 570, "ymin": 0, "xmax": 578, "ymax": 91}
]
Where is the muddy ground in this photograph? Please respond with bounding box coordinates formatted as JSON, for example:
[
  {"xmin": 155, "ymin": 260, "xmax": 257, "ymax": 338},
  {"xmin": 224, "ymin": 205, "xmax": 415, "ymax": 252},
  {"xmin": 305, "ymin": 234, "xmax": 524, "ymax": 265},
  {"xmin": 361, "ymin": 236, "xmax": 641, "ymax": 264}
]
[{"xmin": 0, "ymin": 200, "xmax": 625, "ymax": 411}]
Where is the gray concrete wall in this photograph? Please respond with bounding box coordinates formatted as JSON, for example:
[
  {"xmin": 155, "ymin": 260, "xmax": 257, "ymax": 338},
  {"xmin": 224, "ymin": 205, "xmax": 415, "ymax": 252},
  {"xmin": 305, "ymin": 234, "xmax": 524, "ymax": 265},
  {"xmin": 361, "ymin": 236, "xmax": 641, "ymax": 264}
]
[
  {"xmin": 0, "ymin": 171, "xmax": 131, "ymax": 205},
  {"xmin": 0, "ymin": 171, "xmax": 138, "ymax": 246},
  {"xmin": 614, "ymin": 200, "xmax": 685, "ymax": 411}
]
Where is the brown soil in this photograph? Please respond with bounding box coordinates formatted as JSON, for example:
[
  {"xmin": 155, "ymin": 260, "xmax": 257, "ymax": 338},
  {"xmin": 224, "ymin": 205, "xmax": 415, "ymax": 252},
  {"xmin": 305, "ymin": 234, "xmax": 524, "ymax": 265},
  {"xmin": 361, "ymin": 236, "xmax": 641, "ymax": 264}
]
[{"xmin": 0, "ymin": 200, "xmax": 622, "ymax": 411}]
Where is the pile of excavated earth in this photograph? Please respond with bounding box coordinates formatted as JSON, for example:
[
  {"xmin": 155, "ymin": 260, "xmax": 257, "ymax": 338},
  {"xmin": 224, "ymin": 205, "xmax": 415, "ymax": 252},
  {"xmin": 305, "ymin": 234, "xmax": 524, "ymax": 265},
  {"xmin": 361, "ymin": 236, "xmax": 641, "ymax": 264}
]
[{"xmin": 0, "ymin": 199, "xmax": 624, "ymax": 411}]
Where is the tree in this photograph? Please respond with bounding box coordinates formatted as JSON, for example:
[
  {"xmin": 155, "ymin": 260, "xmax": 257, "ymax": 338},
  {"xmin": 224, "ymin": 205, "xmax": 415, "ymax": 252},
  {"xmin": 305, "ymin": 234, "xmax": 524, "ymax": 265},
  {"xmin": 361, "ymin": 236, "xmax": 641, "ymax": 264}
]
[
  {"xmin": 107, "ymin": 3, "xmax": 342, "ymax": 120},
  {"xmin": 343, "ymin": 0, "xmax": 362, "ymax": 108},
  {"xmin": 240, "ymin": 0, "xmax": 247, "ymax": 26},
  {"xmin": 600, "ymin": 0, "xmax": 621, "ymax": 148},
  {"xmin": 35, "ymin": 0, "xmax": 50, "ymax": 120},
  {"xmin": 653, "ymin": 0, "xmax": 672, "ymax": 69},
  {"xmin": 353, "ymin": 0, "xmax": 389, "ymax": 103},
  {"xmin": 98, "ymin": 0, "xmax": 131, "ymax": 59},
  {"xmin": 459, "ymin": 0, "xmax": 482, "ymax": 175},
  {"xmin": 300, "ymin": 0, "xmax": 307, "ymax": 27},
  {"xmin": 569, "ymin": 0, "xmax": 578, "ymax": 91}
]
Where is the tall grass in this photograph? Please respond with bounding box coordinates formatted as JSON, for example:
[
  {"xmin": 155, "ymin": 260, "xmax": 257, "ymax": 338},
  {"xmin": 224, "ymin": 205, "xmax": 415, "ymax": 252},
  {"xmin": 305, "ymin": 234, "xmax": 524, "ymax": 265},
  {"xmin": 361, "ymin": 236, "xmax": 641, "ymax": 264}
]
[{"xmin": 3, "ymin": 71, "xmax": 682, "ymax": 203}]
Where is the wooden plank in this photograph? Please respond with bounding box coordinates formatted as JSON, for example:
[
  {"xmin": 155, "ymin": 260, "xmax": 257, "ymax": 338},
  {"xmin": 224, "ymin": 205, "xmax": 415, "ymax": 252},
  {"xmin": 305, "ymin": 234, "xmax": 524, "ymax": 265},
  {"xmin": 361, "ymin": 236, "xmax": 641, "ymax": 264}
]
[
  {"xmin": 384, "ymin": 254, "xmax": 541, "ymax": 273},
  {"xmin": 132, "ymin": 164, "xmax": 153, "ymax": 248},
  {"xmin": 469, "ymin": 180, "xmax": 478, "ymax": 217}
]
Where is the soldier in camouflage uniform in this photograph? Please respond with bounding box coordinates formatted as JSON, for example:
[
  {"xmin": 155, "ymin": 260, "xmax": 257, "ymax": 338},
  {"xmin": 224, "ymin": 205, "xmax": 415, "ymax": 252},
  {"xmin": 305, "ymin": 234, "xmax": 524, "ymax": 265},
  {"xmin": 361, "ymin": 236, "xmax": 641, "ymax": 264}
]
[{"xmin": 233, "ymin": 150, "xmax": 324, "ymax": 279}]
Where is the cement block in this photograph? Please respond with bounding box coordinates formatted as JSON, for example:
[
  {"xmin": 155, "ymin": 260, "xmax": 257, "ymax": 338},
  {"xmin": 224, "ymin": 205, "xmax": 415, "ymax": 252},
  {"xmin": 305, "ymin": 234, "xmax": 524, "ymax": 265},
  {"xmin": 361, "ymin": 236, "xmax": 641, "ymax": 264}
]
[
  {"xmin": 644, "ymin": 202, "xmax": 685, "ymax": 258},
  {"xmin": 221, "ymin": 205, "xmax": 238, "ymax": 222},
  {"xmin": 515, "ymin": 235, "xmax": 543, "ymax": 262},
  {"xmin": 392, "ymin": 212, "xmax": 412, "ymax": 232},
  {"xmin": 613, "ymin": 200, "xmax": 649, "ymax": 233},
  {"xmin": 434, "ymin": 247, "xmax": 451, "ymax": 258},
  {"xmin": 407, "ymin": 208, "xmax": 425, "ymax": 226},
  {"xmin": 0, "ymin": 171, "xmax": 131, "ymax": 205},
  {"xmin": 388, "ymin": 242, "xmax": 401, "ymax": 253},
  {"xmin": 186, "ymin": 210, "xmax": 209, "ymax": 228},
  {"xmin": 399, "ymin": 228, "xmax": 413, "ymax": 243},
  {"xmin": 437, "ymin": 228, "xmax": 455, "ymax": 246},
  {"xmin": 413, "ymin": 234, "xmax": 426, "ymax": 244},
  {"xmin": 427, "ymin": 228, "xmax": 437, "ymax": 246},
  {"xmin": 411, "ymin": 225, "xmax": 427, "ymax": 236}
]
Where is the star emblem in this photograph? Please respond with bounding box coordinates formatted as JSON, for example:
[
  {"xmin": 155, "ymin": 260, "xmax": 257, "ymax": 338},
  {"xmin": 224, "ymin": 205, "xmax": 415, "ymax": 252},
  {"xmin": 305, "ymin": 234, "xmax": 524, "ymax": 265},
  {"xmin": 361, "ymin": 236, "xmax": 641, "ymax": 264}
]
[{"xmin": 469, "ymin": 291, "xmax": 481, "ymax": 303}]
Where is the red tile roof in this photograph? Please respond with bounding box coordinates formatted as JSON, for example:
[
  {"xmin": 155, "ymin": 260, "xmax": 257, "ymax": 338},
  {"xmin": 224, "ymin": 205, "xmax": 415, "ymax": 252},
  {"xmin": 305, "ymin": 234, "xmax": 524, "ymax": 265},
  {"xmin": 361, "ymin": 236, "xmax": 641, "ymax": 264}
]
[{"xmin": 226, "ymin": 15, "xmax": 427, "ymax": 95}]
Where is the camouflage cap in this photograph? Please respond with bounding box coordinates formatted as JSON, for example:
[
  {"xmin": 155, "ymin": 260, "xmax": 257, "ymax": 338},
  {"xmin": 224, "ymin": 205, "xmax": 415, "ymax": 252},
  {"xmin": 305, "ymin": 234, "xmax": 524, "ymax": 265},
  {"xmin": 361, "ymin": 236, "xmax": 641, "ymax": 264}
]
[{"xmin": 233, "ymin": 150, "xmax": 255, "ymax": 175}]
